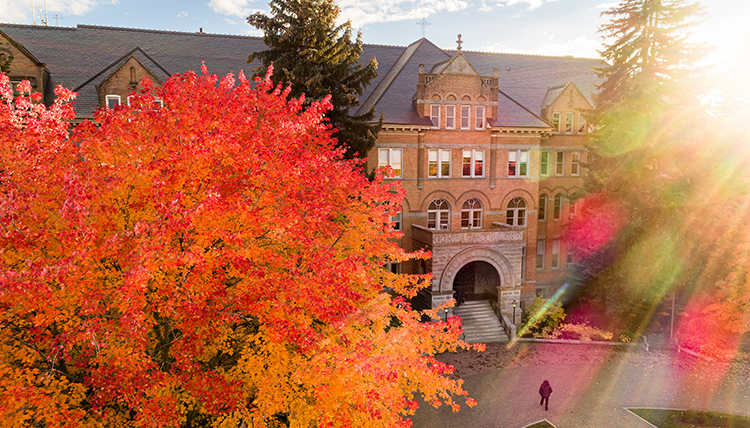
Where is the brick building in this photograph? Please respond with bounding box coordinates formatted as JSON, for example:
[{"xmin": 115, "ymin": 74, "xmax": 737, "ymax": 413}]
[{"xmin": 0, "ymin": 24, "xmax": 599, "ymax": 337}]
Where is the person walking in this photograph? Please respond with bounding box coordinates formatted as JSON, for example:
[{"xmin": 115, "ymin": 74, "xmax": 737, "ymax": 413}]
[{"xmin": 539, "ymin": 380, "xmax": 553, "ymax": 411}]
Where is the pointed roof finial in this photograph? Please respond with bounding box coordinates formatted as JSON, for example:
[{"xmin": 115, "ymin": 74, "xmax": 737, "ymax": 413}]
[{"xmin": 456, "ymin": 34, "xmax": 463, "ymax": 51}]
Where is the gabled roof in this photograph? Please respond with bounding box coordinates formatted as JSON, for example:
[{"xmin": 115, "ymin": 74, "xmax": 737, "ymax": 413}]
[
  {"xmin": 540, "ymin": 81, "xmax": 593, "ymax": 111},
  {"xmin": 72, "ymin": 47, "xmax": 171, "ymax": 116},
  {"xmin": 0, "ymin": 23, "xmax": 601, "ymax": 125},
  {"xmin": 429, "ymin": 50, "xmax": 481, "ymax": 77},
  {"xmin": 491, "ymin": 90, "xmax": 551, "ymax": 129},
  {"xmin": 0, "ymin": 29, "xmax": 45, "ymax": 66}
]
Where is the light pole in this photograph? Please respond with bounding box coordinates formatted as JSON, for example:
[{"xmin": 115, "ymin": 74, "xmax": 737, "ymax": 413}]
[{"xmin": 512, "ymin": 300, "xmax": 517, "ymax": 325}]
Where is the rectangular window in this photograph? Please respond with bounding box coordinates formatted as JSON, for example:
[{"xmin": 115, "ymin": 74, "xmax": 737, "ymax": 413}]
[
  {"xmin": 460, "ymin": 105, "xmax": 470, "ymax": 129},
  {"xmin": 378, "ymin": 148, "xmax": 402, "ymax": 178},
  {"xmin": 521, "ymin": 246, "xmax": 527, "ymax": 280},
  {"xmin": 385, "ymin": 262, "xmax": 402, "ymax": 274},
  {"xmin": 556, "ymin": 152, "xmax": 564, "ymax": 175},
  {"xmin": 540, "ymin": 151, "xmax": 549, "ymax": 176},
  {"xmin": 565, "ymin": 112, "xmax": 574, "ymax": 134},
  {"xmin": 508, "ymin": 150, "xmax": 529, "ymax": 177},
  {"xmin": 578, "ymin": 113, "xmax": 587, "ymax": 133},
  {"xmin": 552, "ymin": 112, "xmax": 561, "ymax": 132},
  {"xmin": 569, "ymin": 199, "xmax": 577, "ymax": 220},
  {"xmin": 536, "ymin": 240, "xmax": 545, "ymax": 269},
  {"xmin": 106, "ymin": 95, "xmax": 121, "ymax": 109},
  {"xmin": 463, "ymin": 150, "xmax": 484, "ymax": 177},
  {"xmin": 552, "ymin": 239, "xmax": 560, "ymax": 269},
  {"xmin": 446, "ymin": 105, "xmax": 455, "ymax": 129},
  {"xmin": 571, "ymin": 152, "xmax": 580, "ymax": 176},
  {"xmin": 428, "ymin": 149, "xmax": 451, "ymax": 178},
  {"xmin": 538, "ymin": 195, "xmax": 547, "ymax": 221},
  {"xmin": 476, "ymin": 106, "xmax": 485, "ymax": 129},
  {"xmin": 391, "ymin": 210, "xmax": 402, "ymax": 231},
  {"xmin": 430, "ymin": 104, "xmax": 440, "ymax": 128}
]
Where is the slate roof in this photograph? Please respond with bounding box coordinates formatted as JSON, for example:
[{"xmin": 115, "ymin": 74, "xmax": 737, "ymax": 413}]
[{"xmin": 0, "ymin": 23, "xmax": 602, "ymax": 126}]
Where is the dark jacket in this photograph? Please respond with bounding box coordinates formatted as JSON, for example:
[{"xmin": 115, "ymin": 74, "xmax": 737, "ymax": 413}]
[{"xmin": 539, "ymin": 380, "xmax": 553, "ymax": 398}]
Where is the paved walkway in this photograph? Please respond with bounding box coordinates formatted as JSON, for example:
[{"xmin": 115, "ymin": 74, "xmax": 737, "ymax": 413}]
[{"xmin": 410, "ymin": 342, "xmax": 750, "ymax": 428}]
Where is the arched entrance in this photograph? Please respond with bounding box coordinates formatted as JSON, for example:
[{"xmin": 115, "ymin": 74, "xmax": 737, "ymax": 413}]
[{"xmin": 453, "ymin": 261, "xmax": 500, "ymax": 305}]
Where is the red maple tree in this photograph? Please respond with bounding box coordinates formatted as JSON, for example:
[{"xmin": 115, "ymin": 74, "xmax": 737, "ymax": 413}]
[{"xmin": 0, "ymin": 68, "xmax": 479, "ymax": 428}]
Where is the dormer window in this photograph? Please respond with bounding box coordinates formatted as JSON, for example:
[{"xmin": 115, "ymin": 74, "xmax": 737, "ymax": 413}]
[
  {"xmin": 106, "ymin": 95, "xmax": 121, "ymax": 109},
  {"xmin": 446, "ymin": 106, "xmax": 456, "ymax": 129},
  {"xmin": 552, "ymin": 112, "xmax": 561, "ymax": 132},
  {"xmin": 476, "ymin": 106, "xmax": 485, "ymax": 130},
  {"xmin": 430, "ymin": 104, "xmax": 440, "ymax": 128},
  {"xmin": 565, "ymin": 113, "xmax": 574, "ymax": 134}
]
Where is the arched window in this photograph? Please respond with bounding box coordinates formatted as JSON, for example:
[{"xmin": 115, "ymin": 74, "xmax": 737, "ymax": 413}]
[
  {"xmin": 428, "ymin": 199, "xmax": 450, "ymax": 230},
  {"xmin": 554, "ymin": 194, "xmax": 563, "ymax": 220},
  {"xmin": 506, "ymin": 197, "xmax": 526, "ymax": 226},
  {"xmin": 538, "ymin": 194, "xmax": 547, "ymax": 221},
  {"xmin": 461, "ymin": 198, "xmax": 482, "ymax": 229}
]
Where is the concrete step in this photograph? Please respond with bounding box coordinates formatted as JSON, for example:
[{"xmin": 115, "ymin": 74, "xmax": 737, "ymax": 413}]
[{"xmin": 453, "ymin": 299, "xmax": 508, "ymax": 344}]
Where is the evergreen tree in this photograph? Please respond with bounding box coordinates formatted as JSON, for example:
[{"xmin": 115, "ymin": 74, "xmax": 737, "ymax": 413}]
[
  {"xmin": 571, "ymin": 0, "xmax": 718, "ymax": 328},
  {"xmin": 247, "ymin": 0, "xmax": 381, "ymax": 159}
]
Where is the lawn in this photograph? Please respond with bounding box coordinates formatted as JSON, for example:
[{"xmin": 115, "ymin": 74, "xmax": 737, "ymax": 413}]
[
  {"xmin": 628, "ymin": 408, "xmax": 750, "ymax": 428},
  {"xmin": 524, "ymin": 421, "xmax": 555, "ymax": 428}
]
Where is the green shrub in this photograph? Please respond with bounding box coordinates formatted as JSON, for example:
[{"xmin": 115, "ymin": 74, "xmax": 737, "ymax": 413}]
[{"xmin": 521, "ymin": 296, "xmax": 565, "ymax": 338}]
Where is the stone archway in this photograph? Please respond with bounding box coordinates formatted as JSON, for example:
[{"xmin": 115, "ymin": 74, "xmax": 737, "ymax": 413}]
[
  {"xmin": 453, "ymin": 261, "xmax": 500, "ymax": 304},
  {"xmin": 438, "ymin": 247, "xmax": 516, "ymax": 293}
]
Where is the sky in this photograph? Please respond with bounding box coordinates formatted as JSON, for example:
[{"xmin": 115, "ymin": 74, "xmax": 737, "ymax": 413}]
[{"xmin": 0, "ymin": 0, "xmax": 747, "ymax": 68}]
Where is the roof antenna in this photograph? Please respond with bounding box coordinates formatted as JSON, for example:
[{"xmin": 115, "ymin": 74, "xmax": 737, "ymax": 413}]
[
  {"xmin": 44, "ymin": 0, "xmax": 48, "ymax": 26},
  {"xmin": 31, "ymin": 0, "xmax": 35, "ymax": 25},
  {"xmin": 51, "ymin": 14, "xmax": 62, "ymax": 26},
  {"xmin": 416, "ymin": 17, "xmax": 430, "ymax": 39}
]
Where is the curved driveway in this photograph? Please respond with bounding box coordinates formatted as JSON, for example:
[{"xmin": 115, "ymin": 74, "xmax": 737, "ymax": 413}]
[{"xmin": 410, "ymin": 343, "xmax": 750, "ymax": 428}]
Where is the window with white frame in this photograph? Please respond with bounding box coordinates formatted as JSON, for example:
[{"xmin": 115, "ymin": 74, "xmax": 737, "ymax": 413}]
[
  {"xmin": 446, "ymin": 105, "xmax": 456, "ymax": 129},
  {"xmin": 428, "ymin": 149, "xmax": 451, "ymax": 178},
  {"xmin": 556, "ymin": 151, "xmax": 564, "ymax": 175},
  {"xmin": 552, "ymin": 112, "xmax": 561, "ymax": 132},
  {"xmin": 538, "ymin": 194, "xmax": 548, "ymax": 221},
  {"xmin": 391, "ymin": 210, "xmax": 402, "ymax": 231},
  {"xmin": 152, "ymin": 99, "xmax": 164, "ymax": 108},
  {"xmin": 568, "ymin": 198, "xmax": 577, "ymax": 220},
  {"xmin": 378, "ymin": 148, "xmax": 402, "ymax": 178},
  {"xmin": 462, "ymin": 150, "xmax": 484, "ymax": 177},
  {"xmin": 508, "ymin": 150, "xmax": 529, "ymax": 177},
  {"xmin": 551, "ymin": 239, "xmax": 560, "ymax": 268},
  {"xmin": 430, "ymin": 104, "xmax": 440, "ymax": 128},
  {"xmin": 428, "ymin": 199, "xmax": 451, "ymax": 230},
  {"xmin": 578, "ymin": 113, "xmax": 587, "ymax": 133},
  {"xmin": 460, "ymin": 105, "xmax": 470, "ymax": 129},
  {"xmin": 536, "ymin": 240, "xmax": 545, "ymax": 269},
  {"xmin": 553, "ymin": 194, "xmax": 562, "ymax": 220},
  {"xmin": 540, "ymin": 151, "xmax": 549, "ymax": 176},
  {"xmin": 571, "ymin": 152, "xmax": 580, "ymax": 176},
  {"xmin": 106, "ymin": 95, "xmax": 121, "ymax": 109},
  {"xmin": 565, "ymin": 112, "xmax": 574, "ymax": 133},
  {"xmin": 476, "ymin": 106, "xmax": 485, "ymax": 129},
  {"xmin": 461, "ymin": 198, "xmax": 482, "ymax": 229},
  {"xmin": 506, "ymin": 197, "xmax": 527, "ymax": 226}
]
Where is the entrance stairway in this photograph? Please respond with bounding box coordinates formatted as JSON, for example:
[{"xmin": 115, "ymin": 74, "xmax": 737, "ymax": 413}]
[{"xmin": 453, "ymin": 300, "xmax": 509, "ymax": 344}]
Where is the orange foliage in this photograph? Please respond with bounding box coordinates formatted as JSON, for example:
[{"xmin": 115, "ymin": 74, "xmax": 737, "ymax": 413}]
[{"xmin": 0, "ymin": 68, "xmax": 479, "ymax": 427}]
